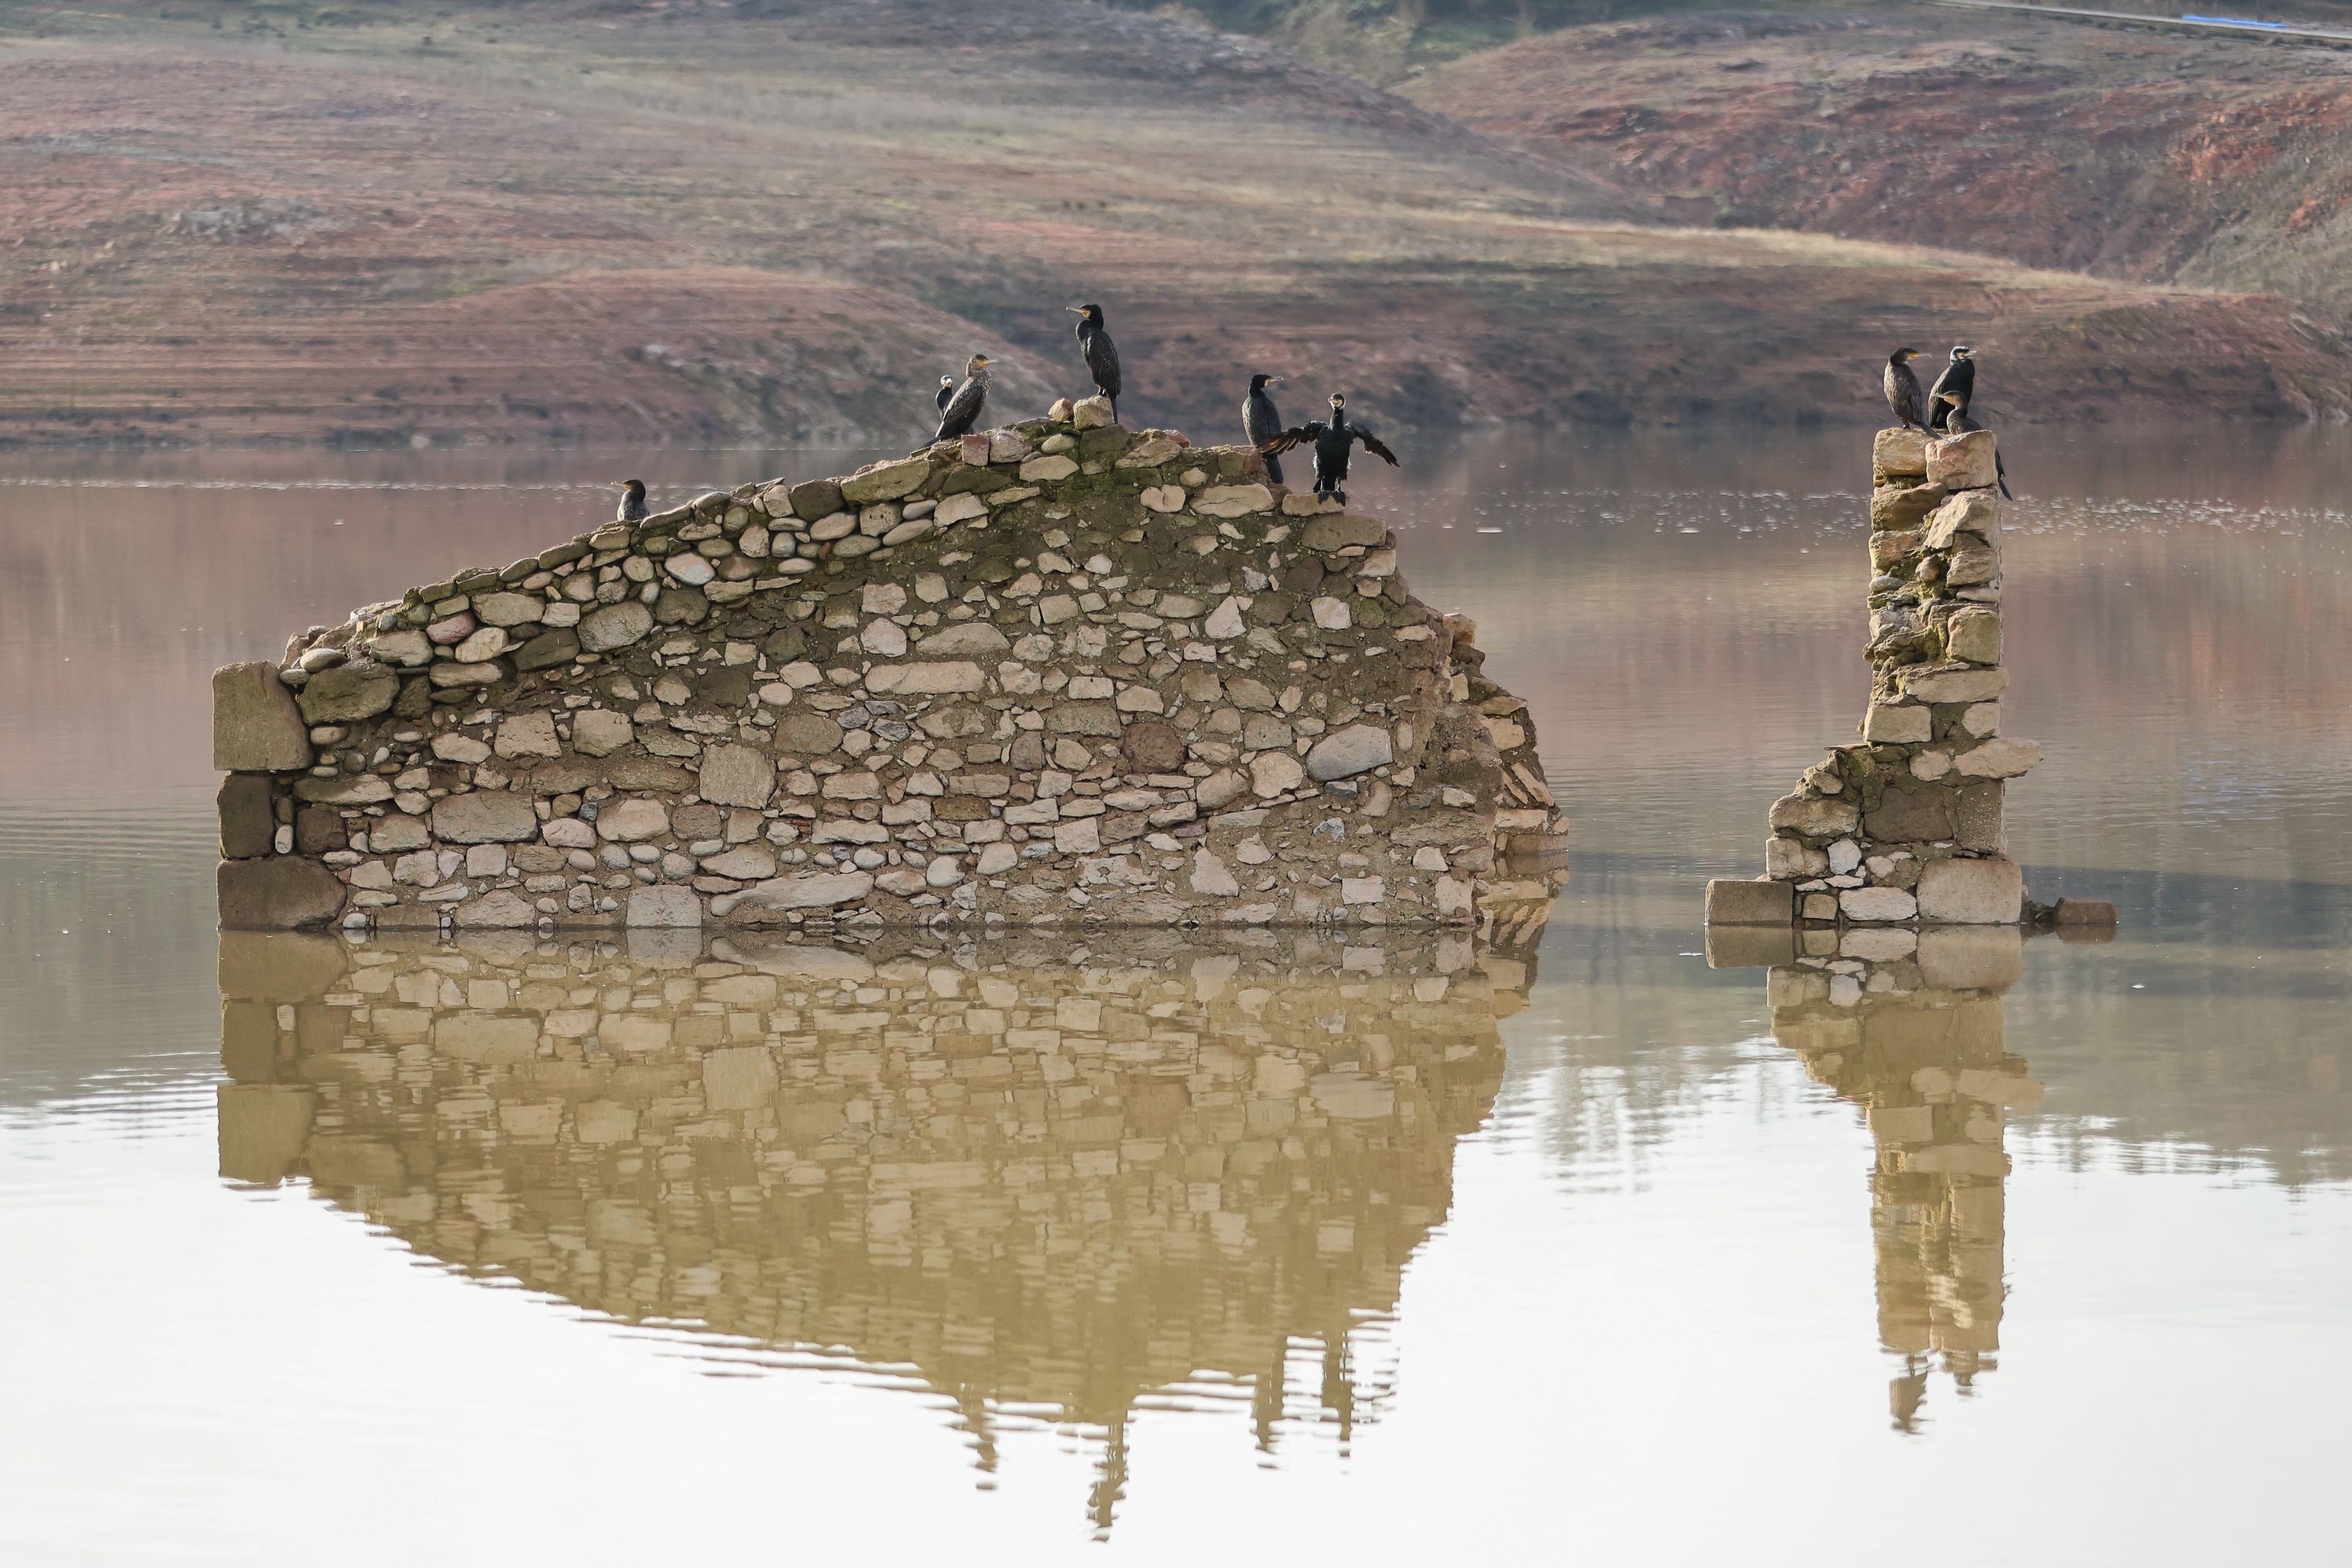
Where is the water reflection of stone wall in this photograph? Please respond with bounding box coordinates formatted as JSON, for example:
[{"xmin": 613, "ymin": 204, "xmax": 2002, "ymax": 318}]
[
  {"xmin": 218, "ymin": 926, "xmax": 1537, "ymax": 1527},
  {"xmin": 1764, "ymin": 928, "xmax": 2041, "ymax": 1432}
]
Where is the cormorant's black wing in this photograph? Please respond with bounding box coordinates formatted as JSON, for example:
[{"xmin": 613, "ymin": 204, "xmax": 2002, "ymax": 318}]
[
  {"xmin": 1243, "ymin": 394, "xmax": 1283, "ymax": 452},
  {"xmin": 934, "ymin": 377, "xmax": 987, "ymax": 441},
  {"xmin": 1926, "ymin": 361, "xmax": 1973, "ymax": 433},
  {"xmin": 1259, "ymin": 421, "xmax": 1325, "ymax": 456},
  {"xmin": 1083, "ymin": 331, "xmax": 1123, "ymax": 401},
  {"xmin": 1355, "ymin": 428, "xmax": 1401, "ymax": 466},
  {"xmin": 1886, "ymin": 365, "xmax": 1924, "ymax": 431}
]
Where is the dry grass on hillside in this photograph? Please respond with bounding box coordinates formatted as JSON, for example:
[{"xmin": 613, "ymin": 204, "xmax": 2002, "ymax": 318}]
[
  {"xmin": 0, "ymin": 0, "xmax": 2344, "ymax": 445},
  {"xmin": 1413, "ymin": 6, "xmax": 2352, "ymax": 321}
]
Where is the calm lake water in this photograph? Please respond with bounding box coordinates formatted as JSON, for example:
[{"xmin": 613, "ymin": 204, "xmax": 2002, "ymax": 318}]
[{"xmin": 4, "ymin": 428, "xmax": 2348, "ymax": 1563}]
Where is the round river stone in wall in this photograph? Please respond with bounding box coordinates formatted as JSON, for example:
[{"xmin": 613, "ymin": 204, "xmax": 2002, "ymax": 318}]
[
  {"xmin": 1305, "ymin": 724, "xmax": 1393, "ymax": 782},
  {"xmin": 579, "ymin": 601, "xmax": 655, "ymax": 653},
  {"xmin": 775, "ymin": 713, "xmax": 844, "ymax": 755},
  {"xmin": 296, "ymin": 659, "xmax": 401, "ymax": 724},
  {"xmin": 1121, "ymin": 721, "xmax": 1186, "ymax": 775}
]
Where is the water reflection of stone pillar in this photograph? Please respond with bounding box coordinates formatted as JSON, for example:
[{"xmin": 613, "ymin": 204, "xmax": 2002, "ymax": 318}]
[
  {"xmin": 1765, "ymin": 927, "xmax": 2042, "ymax": 1432},
  {"xmin": 215, "ymin": 924, "xmax": 1547, "ymax": 1530}
]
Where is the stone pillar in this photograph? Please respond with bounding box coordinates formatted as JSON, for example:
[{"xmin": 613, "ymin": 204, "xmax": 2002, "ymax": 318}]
[{"xmin": 1711, "ymin": 428, "xmax": 2038, "ymax": 927}]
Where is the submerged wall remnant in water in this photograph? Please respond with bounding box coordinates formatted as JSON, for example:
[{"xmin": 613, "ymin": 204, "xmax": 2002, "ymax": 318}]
[
  {"xmin": 1711, "ymin": 427, "xmax": 2037, "ymax": 927},
  {"xmin": 213, "ymin": 405, "xmax": 1565, "ymax": 933}
]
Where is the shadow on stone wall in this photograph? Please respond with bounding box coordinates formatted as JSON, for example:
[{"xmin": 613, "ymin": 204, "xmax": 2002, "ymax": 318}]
[
  {"xmin": 1755, "ymin": 927, "xmax": 2042, "ymax": 1432},
  {"xmin": 216, "ymin": 920, "xmax": 1552, "ymax": 1533}
]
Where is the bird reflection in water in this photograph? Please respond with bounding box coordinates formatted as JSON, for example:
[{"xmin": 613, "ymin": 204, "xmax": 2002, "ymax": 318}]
[
  {"xmin": 216, "ymin": 920, "xmax": 1554, "ymax": 1534},
  {"xmin": 1757, "ymin": 927, "xmax": 2042, "ymax": 1433}
]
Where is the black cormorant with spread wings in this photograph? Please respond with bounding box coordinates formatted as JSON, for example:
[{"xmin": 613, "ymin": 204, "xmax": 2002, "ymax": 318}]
[
  {"xmin": 935, "ymin": 374, "xmax": 956, "ymax": 415},
  {"xmin": 1068, "ymin": 303, "xmax": 1122, "ymax": 423},
  {"xmin": 1243, "ymin": 374, "xmax": 1289, "ymax": 486},
  {"xmin": 925, "ymin": 354, "xmax": 992, "ymax": 450},
  {"xmin": 1261, "ymin": 393, "xmax": 1399, "ymax": 505},
  {"xmin": 1883, "ymin": 347, "xmax": 1929, "ymax": 434},
  {"xmin": 615, "ymin": 479, "xmax": 647, "ymax": 523},
  {"xmin": 1936, "ymin": 390, "xmax": 2015, "ymax": 500},
  {"xmin": 1926, "ymin": 346, "xmax": 1976, "ymax": 434}
]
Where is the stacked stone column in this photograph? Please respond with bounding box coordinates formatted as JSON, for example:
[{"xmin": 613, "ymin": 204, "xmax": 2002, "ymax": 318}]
[{"xmin": 1711, "ymin": 428, "xmax": 2038, "ymax": 927}]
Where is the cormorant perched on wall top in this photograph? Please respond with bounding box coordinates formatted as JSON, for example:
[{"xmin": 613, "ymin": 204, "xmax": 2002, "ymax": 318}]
[
  {"xmin": 1243, "ymin": 373, "xmax": 1288, "ymax": 486},
  {"xmin": 1926, "ymin": 346, "xmax": 1976, "ymax": 434},
  {"xmin": 1261, "ymin": 393, "xmax": 1399, "ymax": 505},
  {"xmin": 935, "ymin": 374, "xmax": 956, "ymax": 415},
  {"xmin": 1883, "ymin": 347, "xmax": 1929, "ymax": 434},
  {"xmin": 1937, "ymin": 390, "xmax": 2015, "ymax": 500},
  {"xmin": 615, "ymin": 479, "xmax": 647, "ymax": 523},
  {"xmin": 1068, "ymin": 303, "xmax": 1122, "ymax": 423},
  {"xmin": 926, "ymin": 354, "xmax": 992, "ymax": 451}
]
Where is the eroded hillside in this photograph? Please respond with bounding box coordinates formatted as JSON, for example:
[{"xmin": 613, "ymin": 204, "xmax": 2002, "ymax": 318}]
[
  {"xmin": 0, "ymin": 0, "xmax": 2346, "ymax": 442},
  {"xmin": 1413, "ymin": 6, "xmax": 2352, "ymax": 320}
]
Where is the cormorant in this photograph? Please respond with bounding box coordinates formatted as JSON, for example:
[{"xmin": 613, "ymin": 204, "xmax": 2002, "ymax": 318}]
[
  {"xmin": 1261, "ymin": 393, "xmax": 1400, "ymax": 505},
  {"xmin": 1926, "ymin": 346, "xmax": 1976, "ymax": 434},
  {"xmin": 1883, "ymin": 347, "xmax": 1929, "ymax": 434},
  {"xmin": 927, "ymin": 353, "xmax": 992, "ymax": 450},
  {"xmin": 1936, "ymin": 390, "xmax": 2015, "ymax": 499},
  {"xmin": 1243, "ymin": 373, "xmax": 1288, "ymax": 486},
  {"xmin": 1067, "ymin": 303, "xmax": 1122, "ymax": 423},
  {"xmin": 615, "ymin": 479, "xmax": 647, "ymax": 523},
  {"xmin": 935, "ymin": 374, "xmax": 956, "ymax": 415}
]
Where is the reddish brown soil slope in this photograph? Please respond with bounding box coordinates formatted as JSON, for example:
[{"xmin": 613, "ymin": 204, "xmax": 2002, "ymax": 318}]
[
  {"xmin": 1413, "ymin": 7, "xmax": 2352, "ymax": 321},
  {"xmin": 0, "ymin": 0, "xmax": 2347, "ymax": 443}
]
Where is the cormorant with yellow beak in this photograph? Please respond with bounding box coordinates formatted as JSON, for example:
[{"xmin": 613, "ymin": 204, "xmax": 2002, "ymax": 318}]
[{"xmin": 928, "ymin": 353, "xmax": 993, "ymax": 448}]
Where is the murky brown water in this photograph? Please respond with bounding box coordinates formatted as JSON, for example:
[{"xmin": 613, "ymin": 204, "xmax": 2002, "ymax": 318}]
[{"xmin": 4, "ymin": 430, "xmax": 2348, "ymax": 1563}]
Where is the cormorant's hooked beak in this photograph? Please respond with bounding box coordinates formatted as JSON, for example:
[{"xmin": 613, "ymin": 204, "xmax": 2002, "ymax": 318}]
[
  {"xmin": 1269, "ymin": 376, "xmax": 1287, "ymax": 386},
  {"xmin": 1065, "ymin": 306, "xmax": 1085, "ymax": 314}
]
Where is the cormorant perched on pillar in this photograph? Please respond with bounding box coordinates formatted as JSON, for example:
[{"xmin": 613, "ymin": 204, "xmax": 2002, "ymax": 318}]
[
  {"xmin": 1243, "ymin": 373, "xmax": 1288, "ymax": 486},
  {"xmin": 1937, "ymin": 390, "xmax": 2015, "ymax": 499},
  {"xmin": 614, "ymin": 479, "xmax": 647, "ymax": 523},
  {"xmin": 1883, "ymin": 347, "xmax": 1929, "ymax": 434},
  {"xmin": 1926, "ymin": 346, "xmax": 1976, "ymax": 434},
  {"xmin": 1261, "ymin": 393, "xmax": 1400, "ymax": 506},
  {"xmin": 935, "ymin": 374, "xmax": 956, "ymax": 415},
  {"xmin": 1067, "ymin": 303, "xmax": 1122, "ymax": 423},
  {"xmin": 926, "ymin": 353, "xmax": 992, "ymax": 451}
]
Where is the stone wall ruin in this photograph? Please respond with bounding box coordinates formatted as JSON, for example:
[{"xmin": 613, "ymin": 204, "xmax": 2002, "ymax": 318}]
[
  {"xmin": 1709, "ymin": 428, "xmax": 2037, "ymax": 928},
  {"xmin": 214, "ymin": 401, "xmax": 1566, "ymax": 935}
]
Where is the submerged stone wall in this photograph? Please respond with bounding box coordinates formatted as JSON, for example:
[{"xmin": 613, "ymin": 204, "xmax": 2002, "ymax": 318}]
[
  {"xmin": 215, "ymin": 401, "xmax": 1566, "ymax": 934},
  {"xmin": 1710, "ymin": 428, "xmax": 2037, "ymax": 928}
]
